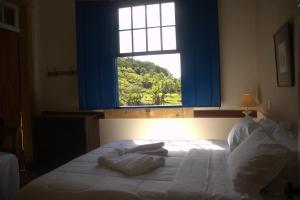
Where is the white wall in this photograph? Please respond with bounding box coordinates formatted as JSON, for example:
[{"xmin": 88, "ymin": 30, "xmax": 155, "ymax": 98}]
[
  {"xmin": 219, "ymin": 0, "xmax": 257, "ymax": 108},
  {"xmin": 254, "ymin": 0, "xmax": 300, "ymax": 179},
  {"xmin": 32, "ymin": 0, "xmax": 257, "ymax": 112},
  {"xmin": 31, "ymin": 0, "xmax": 258, "ymax": 143},
  {"xmin": 255, "ymin": 0, "xmax": 299, "ymax": 130},
  {"xmin": 32, "ymin": 0, "xmax": 78, "ymax": 112}
]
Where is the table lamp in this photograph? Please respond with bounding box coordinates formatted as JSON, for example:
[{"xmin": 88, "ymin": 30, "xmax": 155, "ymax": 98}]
[{"xmin": 241, "ymin": 93, "xmax": 257, "ymax": 116}]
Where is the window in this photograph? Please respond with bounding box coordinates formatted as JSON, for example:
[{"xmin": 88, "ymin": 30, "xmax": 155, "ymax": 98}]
[
  {"xmin": 0, "ymin": 2, "xmax": 19, "ymax": 32},
  {"xmin": 76, "ymin": 0, "xmax": 221, "ymax": 110},
  {"xmin": 118, "ymin": 2, "xmax": 181, "ymax": 107}
]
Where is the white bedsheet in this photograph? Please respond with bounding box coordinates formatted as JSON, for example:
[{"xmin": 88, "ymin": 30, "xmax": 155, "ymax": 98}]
[
  {"xmin": 0, "ymin": 152, "xmax": 19, "ymax": 200},
  {"xmin": 15, "ymin": 140, "xmax": 256, "ymax": 200},
  {"xmin": 166, "ymin": 148, "xmax": 262, "ymax": 200}
]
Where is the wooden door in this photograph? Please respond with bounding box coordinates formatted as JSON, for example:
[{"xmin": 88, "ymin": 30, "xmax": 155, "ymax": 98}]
[{"xmin": 0, "ymin": 30, "xmax": 21, "ymax": 127}]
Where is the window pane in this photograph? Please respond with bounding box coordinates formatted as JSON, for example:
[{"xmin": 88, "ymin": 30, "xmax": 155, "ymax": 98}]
[
  {"xmin": 119, "ymin": 31, "xmax": 132, "ymax": 53},
  {"xmin": 119, "ymin": 7, "xmax": 131, "ymax": 30},
  {"xmin": 162, "ymin": 26, "xmax": 176, "ymax": 50},
  {"xmin": 117, "ymin": 54, "xmax": 182, "ymax": 107},
  {"xmin": 147, "ymin": 4, "xmax": 160, "ymax": 27},
  {"xmin": 132, "ymin": 6, "xmax": 145, "ymax": 28},
  {"xmin": 148, "ymin": 28, "xmax": 161, "ymax": 51},
  {"xmin": 133, "ymin": 29, "xmax": 146, "ymax": 52},
  {"xmin": 3, "ymin": 6, "xmax": 15, "ymax": 26},
  {"xmin": 161, "ymin": 3, "xmax": 175, "ymax": 26}
]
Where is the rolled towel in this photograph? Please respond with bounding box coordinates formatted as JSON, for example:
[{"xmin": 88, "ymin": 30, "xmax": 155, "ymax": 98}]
[
  {"xmin": 138, "ymin": 148, "xmax": 168, "ymax": 156},
  {"xmin": 99, "ymin": 143, "xmax": 167, "ymax": 159},
  {"xmin": 98, "ymin": 153, "xmax": 165, "ymax": 176},
  {"xmin": 125, "ymin": 142, "xmax": 165, "ymax": 153}
]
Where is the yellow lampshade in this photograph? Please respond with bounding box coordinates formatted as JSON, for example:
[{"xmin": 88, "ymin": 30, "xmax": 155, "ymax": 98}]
[{"xmin": 241, "ymin": 93, "xmax": 257, "ymax": 107}]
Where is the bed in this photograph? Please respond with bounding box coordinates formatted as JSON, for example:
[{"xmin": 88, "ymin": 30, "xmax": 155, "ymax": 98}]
[
  {"xmin": 15, "ymin": 139, "xmax": 269, "ymax": 200},
  {"xmin": 15, "ymin": 117, "xmax": 297, "ymax": 200},
  {"xmin": 15, "ymin": 139, "xmax": 244, "ymax": 200},
  {"xmin": 0, "ymin": 152, "xmax": 19, "ymax": 200}
]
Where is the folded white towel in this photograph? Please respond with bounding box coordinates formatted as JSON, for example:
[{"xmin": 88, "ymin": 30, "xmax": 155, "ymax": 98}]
[
  {"xmin": 125, "ymin": 142, "xmax": 165, "ymax": 153},
  {"xmin": 137, "ymin": 148, "xmax": 168, "ymax": 156},
  {"xmin": 98, "ymin": 153, "xmax": 165, "ymax": 176}
]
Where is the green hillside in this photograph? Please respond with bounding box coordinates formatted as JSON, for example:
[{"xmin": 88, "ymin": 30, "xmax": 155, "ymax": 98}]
[{"xmin": 117, "ymin": 57, "xmax": 181, "ymax": 106}]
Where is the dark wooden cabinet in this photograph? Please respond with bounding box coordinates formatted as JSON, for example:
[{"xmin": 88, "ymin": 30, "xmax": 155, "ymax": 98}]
[
  {"xmin": 33, "ymin": 114, "xmax": 100, "ymax": 172},
  {"xmin": 0, "ymin": 30, "xmax": 21, "ymax": 128}
]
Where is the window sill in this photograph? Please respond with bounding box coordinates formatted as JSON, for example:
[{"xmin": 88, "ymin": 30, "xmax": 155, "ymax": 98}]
[
  {"xmin": 103, "ymin": 108, "xmax": 257, "ymax": 119},
  {"xmin": 105, "ymin": 107, "xmax": 193, "ymax": 119},
  {"xmin": 118, "ymin": 105, "xmax": 183, "ymax": 109}
]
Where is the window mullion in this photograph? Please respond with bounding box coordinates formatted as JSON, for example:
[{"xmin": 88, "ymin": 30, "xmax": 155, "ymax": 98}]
[
  {"xmin": 118, "ymin": 49, "xmax": 179, "ymax": 57},
  {"xmin": 159, "ymin": 3, "xmax": 163, "ymax": 51},
  {"xmin": 161, "ymin": 25, "xmax": 175, "ymax": 28},
  {"xmin": 130, "ymin": 6, "xmax": 134, "ymax": 53},
  {"xmin": 145, "ymin": 6, "xmax": 148, "ymax": 52}
]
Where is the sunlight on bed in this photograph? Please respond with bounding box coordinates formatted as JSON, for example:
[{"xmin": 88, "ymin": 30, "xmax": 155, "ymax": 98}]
[
  {"xmin": 132, "ymin": 139, "xmax": 225, "ymax": 152},
  {"xmin": 128, "ymin": 119, "xmax": 225, "ymax": 151}
]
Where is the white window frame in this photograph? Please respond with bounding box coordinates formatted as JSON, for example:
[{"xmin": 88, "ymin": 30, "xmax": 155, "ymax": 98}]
[
  {"xmin": 117, "ymin": 1, "xmax": 178, "ymax": 57},
  {"xmin": 0, "ymin": 2, "xmax": 19, "ymax": 33}
]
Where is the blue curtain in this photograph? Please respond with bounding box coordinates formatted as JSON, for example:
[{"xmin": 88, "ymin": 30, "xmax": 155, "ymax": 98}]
[
  {"xmin": 76, "ymin": 1, "xmax": 117, "ymax": 109},
  {"xmin": 177, "ymin": 0, "xmax": 221, "ymax": 107},
  {"xmin": 76, "ymin": 0, "xmax": 220, "ymax": 109}
]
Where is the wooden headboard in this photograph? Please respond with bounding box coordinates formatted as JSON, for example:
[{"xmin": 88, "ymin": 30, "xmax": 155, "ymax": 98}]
[{"xmin": 194, "ymin": 110, "xmax": 257, "ymax": 118}]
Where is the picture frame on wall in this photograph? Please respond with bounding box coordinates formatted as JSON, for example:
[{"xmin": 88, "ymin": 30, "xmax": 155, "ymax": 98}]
[{"xmin": 273, "ymin": 22, "xmax": 294, "ymax": 87}]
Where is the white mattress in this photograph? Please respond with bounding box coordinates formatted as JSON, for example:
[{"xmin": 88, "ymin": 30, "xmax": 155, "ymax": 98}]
[
  {"xmin": 15, "ymin": 140, "xmax": 272, "ymax": 200},
  {"xmin": 0, "ymin": 152, "xmax": 19, "ymax": 200}
]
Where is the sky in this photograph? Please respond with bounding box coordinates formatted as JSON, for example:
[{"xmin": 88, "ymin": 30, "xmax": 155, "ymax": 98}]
[{"xmin": 133, "ymin": 54, "xmax": 181, "ymax": 79}]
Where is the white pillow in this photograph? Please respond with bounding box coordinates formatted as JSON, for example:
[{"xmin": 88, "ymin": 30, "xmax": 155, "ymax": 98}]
[
  {"xmin": 258, "ymin": 118, "xmax": 277, "ymax": 134},
  {"xmin": 258, "ymin": 118, "xmax": 296, "ymax": 151},
  {"xmin": 228, "ymin": 127, "xmax": 290, "ymax": 195},
  {"xmin": 263, "ymin": 151, "xmax": 298, "ymax": 195},
  {"xmin": 263, "ymin": 125, "xmax": 298, "ymax": 195},
  {"xmin": 269, "ymin": 125, "xmax": 297, "ymax": 152},
  {"xmin": 227, "ymin": 116, "xmax": 259, "ymax": 152}
]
